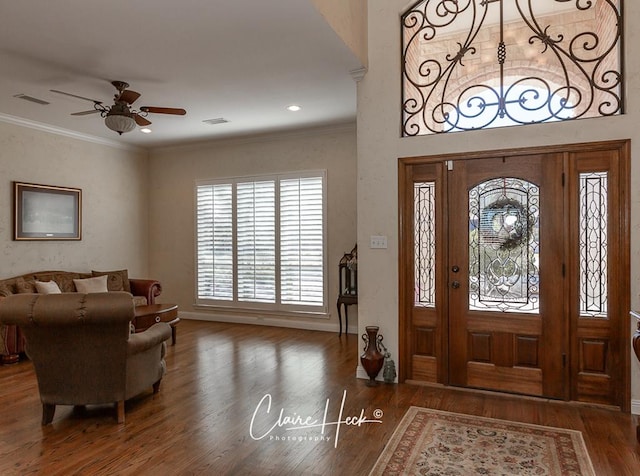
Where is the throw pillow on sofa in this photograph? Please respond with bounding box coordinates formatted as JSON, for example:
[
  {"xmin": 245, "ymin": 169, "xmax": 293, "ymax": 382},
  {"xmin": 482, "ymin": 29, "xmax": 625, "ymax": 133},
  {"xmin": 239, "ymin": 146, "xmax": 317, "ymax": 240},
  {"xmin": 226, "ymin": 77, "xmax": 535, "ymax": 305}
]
[
  {"xmin": 15, "ymin": 277, "xmax": 36, "ymax": 294},
  {"xmin": 73, "ymin": 275, "xmax": 108, "ymax": 293},
  {"xmin": 91, "ymin": 269, "xmax": 131, "ymax": 293},
  {"xmin": 34, "ymin": 281, "xmax": 62, "ymax": 294},
  {"xmin": 35, "ymin": 273, "xmax": 77, "ymax": 292},
  {"xmin": 0, "ymin": 284, "xmax": 11, "ymax": 297}
]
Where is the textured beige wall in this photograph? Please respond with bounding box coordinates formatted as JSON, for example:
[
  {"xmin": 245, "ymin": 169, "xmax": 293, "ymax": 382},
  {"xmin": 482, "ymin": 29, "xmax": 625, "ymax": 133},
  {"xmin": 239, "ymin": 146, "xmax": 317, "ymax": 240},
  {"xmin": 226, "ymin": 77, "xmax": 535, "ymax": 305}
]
[
  {"xmin": 359, "ymin": 1, "xmax": 640, "ymax": 396},
  {"xmin": 148, "ymin": 126, "xmax": 357, "ymax": 333},
  {"xmin": 312, "ymin": 0, "xmax": 368, "ymax": 67},
  {"xmin": 0, "ymin": 121, "xmax": 150, "ymax": 278}
]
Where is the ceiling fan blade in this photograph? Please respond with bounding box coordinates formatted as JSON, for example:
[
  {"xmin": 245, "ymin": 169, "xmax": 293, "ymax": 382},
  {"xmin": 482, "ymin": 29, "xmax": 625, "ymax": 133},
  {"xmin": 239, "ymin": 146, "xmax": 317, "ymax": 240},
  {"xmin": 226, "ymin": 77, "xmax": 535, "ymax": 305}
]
[
  {"xmin": 140, "ymin": 106, "xmax": 186, "ymax": 115},
  {"xmin": 118, "ymin": 89, "xmax": 141, "ymax": 105},
  {"xmin": 50, "ymin": 89, "xmax": 102, "ymax": 104},
  {"xmin": 134, "ymin": 114, "xmax": 152, "ymax": 126},
  {"xmin": 71, "ymin": 109, "xmax": 101, "ymax": 116}
]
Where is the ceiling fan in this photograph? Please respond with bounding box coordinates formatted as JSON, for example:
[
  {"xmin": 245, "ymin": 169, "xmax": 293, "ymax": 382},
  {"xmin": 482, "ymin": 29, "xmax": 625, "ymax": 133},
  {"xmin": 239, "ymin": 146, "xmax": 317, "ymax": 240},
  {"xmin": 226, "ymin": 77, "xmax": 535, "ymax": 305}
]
[{"xmin": 50, "ymin": 80, "xmax": 186, "ymax": 135}]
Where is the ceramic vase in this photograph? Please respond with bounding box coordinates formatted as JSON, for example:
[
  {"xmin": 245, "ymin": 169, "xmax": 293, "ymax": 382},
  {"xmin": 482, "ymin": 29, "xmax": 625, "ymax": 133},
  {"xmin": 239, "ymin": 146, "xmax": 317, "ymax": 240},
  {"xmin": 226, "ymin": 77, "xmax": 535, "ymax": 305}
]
[{"xmin": 361, "ymin": 326, "xmax": 384, "ymax": 386}]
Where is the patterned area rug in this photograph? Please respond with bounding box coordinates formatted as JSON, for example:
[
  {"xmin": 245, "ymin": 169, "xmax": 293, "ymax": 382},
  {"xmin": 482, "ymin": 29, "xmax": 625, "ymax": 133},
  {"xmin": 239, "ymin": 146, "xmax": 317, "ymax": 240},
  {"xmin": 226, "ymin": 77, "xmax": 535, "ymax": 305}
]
[{"xmin": 370, "ymin": 407, "xmax": 595, "ymax": 476}]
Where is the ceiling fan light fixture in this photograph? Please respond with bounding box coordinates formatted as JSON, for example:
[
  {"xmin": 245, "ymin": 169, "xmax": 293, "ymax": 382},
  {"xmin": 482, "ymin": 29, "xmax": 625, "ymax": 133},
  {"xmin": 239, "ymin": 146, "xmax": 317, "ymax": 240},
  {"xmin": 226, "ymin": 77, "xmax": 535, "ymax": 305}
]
[
  {"xmin": 104, "ymin": 112, "xmax": 136, "ymax": 135},
  {"xmin": 51, "ymin": 81, "xmax": 187, "ymax": 136}
]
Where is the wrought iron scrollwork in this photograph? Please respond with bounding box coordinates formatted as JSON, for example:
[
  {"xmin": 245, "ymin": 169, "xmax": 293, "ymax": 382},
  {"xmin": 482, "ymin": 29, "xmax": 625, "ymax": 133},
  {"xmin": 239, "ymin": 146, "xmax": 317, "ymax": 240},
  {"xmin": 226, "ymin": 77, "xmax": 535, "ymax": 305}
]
[{"xmin": 401, "ymin": 0, "xmax": 623, "ymax": 135}]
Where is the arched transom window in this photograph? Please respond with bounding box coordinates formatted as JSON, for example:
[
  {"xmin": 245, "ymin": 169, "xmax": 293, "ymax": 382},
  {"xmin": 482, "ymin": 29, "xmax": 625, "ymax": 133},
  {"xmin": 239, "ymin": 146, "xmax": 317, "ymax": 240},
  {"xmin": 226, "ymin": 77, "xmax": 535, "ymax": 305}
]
[{"xmin": 401, "ymin": 0, "xmax": 623, "ymax": 136}]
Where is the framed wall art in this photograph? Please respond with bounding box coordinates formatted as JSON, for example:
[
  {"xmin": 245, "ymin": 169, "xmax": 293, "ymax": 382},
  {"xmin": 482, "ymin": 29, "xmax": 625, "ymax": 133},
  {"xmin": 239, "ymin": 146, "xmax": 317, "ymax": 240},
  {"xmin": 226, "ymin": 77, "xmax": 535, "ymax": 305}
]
[{"xmin": 13, "ymin": 182, "xmax": 82, "ymax": 240}]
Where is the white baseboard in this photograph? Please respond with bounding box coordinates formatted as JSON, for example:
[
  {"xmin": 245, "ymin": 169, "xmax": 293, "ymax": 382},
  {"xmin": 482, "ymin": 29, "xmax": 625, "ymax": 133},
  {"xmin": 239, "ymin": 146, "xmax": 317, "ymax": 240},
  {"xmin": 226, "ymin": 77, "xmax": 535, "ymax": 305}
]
[
  {"xmin": 356, "ymin": 364, "xmax": 398, "ymax": 383},
  {"xmin": 356, "ymin": 365, "xmax": 383, "ymax": 382},
  {"xmin": 356, "ymin": 365, "xmax": 369, "ymax": 380},
  {"xmin": 631, "ymin": 399, "xmax": 640, "ymax": 415},
  {"xmin": 180, "ymin": 310, "xmax": 359, "ymax": 335}
]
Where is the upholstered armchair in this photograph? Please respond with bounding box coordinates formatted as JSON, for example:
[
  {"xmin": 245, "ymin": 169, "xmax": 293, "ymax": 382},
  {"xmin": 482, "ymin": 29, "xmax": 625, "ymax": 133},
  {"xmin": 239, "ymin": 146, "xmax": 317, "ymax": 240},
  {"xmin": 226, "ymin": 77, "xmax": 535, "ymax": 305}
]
[{"xmin": 0, "ymin": 292, "xmax": 171, "ymax": 425}]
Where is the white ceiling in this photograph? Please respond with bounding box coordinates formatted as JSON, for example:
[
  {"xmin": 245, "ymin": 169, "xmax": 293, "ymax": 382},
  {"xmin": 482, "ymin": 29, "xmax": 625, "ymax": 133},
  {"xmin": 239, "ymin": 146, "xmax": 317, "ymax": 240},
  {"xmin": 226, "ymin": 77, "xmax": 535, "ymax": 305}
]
[{"xmin": 0, "ymin": 1, "xmax": 363, "ymax": 149}]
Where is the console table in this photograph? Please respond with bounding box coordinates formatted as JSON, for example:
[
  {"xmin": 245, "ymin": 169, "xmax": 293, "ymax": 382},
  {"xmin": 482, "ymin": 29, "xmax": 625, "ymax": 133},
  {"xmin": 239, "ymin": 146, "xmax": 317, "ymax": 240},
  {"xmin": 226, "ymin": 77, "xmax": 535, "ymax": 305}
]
[
  {"xmin": 134, "ymin": 303, "xmax": 179, "ymax": 346},
  {"xmin": 337, "ymin": 294, "xmax": 357, "ymax": 337},
  {"xmin": 337, "ymin": 245, "xmax": 357, "ymax": 336}
]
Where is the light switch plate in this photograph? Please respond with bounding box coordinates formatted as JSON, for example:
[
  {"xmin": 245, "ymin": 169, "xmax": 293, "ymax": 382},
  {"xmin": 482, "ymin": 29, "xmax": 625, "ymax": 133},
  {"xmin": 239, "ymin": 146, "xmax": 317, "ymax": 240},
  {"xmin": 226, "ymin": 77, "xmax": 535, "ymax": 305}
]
[{"xmin": 370, "ymin": 235, "xmax": 388, "ymax": 249}]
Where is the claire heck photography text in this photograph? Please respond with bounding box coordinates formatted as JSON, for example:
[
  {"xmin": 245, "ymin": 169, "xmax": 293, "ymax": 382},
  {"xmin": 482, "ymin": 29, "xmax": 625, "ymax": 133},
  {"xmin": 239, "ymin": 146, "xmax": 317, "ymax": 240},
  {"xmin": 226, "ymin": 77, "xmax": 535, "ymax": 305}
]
[{"xmin": 249, "ymin": 390, "xmax": 383, "ymax": 448}]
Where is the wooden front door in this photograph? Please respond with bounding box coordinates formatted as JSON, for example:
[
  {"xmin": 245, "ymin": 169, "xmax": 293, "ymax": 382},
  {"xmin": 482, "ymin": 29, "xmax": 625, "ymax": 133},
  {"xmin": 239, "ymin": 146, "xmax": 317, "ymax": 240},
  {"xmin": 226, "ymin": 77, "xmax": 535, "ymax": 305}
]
[
  {"xmin": 447, "ymin": 154, "xmax": 565, "ymax": 398},
  {"xmin": 398, "ymin": 141, "xmax": 630, "ymax": 409}
]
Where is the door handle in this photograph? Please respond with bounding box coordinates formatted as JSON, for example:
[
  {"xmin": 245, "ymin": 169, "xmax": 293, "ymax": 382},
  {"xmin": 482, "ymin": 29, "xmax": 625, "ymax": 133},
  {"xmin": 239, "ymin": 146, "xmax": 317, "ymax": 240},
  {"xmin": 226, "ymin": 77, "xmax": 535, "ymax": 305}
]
[{"xmin": 451, "ymin": 280, "xmax": 460, "ymax": 289}]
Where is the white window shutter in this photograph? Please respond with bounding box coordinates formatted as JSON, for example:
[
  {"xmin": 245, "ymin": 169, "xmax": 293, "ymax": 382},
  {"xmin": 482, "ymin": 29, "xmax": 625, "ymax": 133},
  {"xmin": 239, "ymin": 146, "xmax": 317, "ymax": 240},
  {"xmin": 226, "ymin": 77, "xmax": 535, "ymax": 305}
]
[
  {"xmin": 196, "ymin": 183, "xmax": 233, "ymax": 300},
  {"xmin": 280, "ymin": 177, "xmax": 324, "ymax": 305},
  {"xmin": 237, "ymin": 181, "xmax": 276, "ymax": 303}
]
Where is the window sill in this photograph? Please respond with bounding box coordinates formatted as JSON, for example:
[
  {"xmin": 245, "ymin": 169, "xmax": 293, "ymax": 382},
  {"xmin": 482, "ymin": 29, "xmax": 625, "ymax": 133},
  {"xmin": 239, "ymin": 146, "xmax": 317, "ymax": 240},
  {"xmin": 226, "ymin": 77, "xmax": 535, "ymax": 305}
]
[{"xmin": 193, "ymin": 303, "xmax": 330, "ymax": 320}]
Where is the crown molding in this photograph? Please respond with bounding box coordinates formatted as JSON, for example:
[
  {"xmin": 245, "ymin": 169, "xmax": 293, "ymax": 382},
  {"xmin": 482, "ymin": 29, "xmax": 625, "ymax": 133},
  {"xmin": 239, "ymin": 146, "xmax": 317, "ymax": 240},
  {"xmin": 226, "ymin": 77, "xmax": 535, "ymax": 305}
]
[
  {"xmin": 349, "ymin": 67, "xmax": 368, "ymax": 82},
  {"xmin": 0, "ymin": 113, "xmax": 144, "ymax": 152},
  {"xmin": 0, "ymin": 113, "xmax": 355, "ymax": 154}
]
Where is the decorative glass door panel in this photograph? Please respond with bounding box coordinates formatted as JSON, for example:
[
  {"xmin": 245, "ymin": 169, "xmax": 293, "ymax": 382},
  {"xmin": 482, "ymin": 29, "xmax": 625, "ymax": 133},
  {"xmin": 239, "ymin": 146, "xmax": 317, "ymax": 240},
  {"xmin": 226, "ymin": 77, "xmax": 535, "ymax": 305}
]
[
  {"xmin": 414, "ymin": 181, "xmax": 436, "ymax": 308},
  {"xmin": 469, "ymin": 177, "xmax": 540, "ymax": 313},
  {"xmin": 579, "ymin": 172, "xmax": 608, "ymax": 319}
]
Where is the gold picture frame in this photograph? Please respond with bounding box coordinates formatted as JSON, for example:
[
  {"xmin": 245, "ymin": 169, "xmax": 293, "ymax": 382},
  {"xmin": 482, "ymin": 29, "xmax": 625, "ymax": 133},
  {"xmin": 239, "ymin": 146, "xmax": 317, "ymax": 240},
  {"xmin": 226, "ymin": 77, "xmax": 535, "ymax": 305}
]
[{"xmin": 13, "ymin": 182, "xmax": 82, "ymax": 241}]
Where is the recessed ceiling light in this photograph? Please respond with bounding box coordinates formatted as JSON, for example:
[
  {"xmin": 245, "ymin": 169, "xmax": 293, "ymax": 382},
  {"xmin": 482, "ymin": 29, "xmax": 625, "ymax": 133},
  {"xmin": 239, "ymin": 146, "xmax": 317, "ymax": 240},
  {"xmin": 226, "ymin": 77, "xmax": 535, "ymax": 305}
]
[
  {"xmin": 203, "ymin": 117, "xmax": 229, "ymax": 125},
  {"xmin": 140, "ymin": 128, "xmax": 152, "ymax": 134},
  {"xmin": 286, "ymin": 105, "xmax": 301, "ymax": 112}
]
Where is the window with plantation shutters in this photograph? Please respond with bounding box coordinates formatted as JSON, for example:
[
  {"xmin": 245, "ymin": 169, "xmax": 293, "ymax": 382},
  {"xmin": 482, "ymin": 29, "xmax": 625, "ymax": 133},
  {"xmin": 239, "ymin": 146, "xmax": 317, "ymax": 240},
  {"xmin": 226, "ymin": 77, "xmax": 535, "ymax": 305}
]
[
  {"xmin": 196, "ymin": 171, "xmax": 327, "ymax": 314},
  {"xmin": 280, "ymin": 176, "xmax": 324, "ymax": 306}
]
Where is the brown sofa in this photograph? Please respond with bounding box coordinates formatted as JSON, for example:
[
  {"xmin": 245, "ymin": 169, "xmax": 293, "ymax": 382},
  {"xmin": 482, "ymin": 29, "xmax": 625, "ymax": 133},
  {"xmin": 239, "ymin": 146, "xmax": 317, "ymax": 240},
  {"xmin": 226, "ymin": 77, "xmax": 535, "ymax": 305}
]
[
  {"xmin": 0, "ymin": 270, "xmax": 162, "ymax": 364},
  {"xmin": 0, "ymin": 292, "xmax": 171, "ymax": 424}
]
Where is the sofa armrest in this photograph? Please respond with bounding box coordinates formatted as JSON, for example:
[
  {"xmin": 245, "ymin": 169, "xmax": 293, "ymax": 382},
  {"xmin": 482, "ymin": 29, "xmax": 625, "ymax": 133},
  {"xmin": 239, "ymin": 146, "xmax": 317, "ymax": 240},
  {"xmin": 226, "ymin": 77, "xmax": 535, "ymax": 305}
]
[
  {"xmin": 129, "ymin": 279, "xmax": 162, "ymax": 305},
  {"xmin": 127, "ymin": 323, "xmax": 172, "ymax": 355}
]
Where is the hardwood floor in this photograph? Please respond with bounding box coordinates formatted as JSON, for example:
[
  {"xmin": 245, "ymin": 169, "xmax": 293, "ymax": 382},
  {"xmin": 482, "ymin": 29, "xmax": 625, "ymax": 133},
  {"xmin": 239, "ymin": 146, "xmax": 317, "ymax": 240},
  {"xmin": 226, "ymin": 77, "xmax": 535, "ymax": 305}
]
[{"xmin": 1, "ymin": 319, "xmax": 639, "ymax": 475}]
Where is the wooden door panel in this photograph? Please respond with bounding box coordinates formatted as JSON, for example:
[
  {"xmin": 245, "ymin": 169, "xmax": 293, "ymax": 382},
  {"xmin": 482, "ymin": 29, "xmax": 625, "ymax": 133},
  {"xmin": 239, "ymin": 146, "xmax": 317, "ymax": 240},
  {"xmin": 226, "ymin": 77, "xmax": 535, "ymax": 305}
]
[
  {"xmin": 468, "ymin": 333, "xmax": 541, "ymax": 369},
  {"xmin": 467, "ymin": 362, "xmax": 543, "ymax": 395},
  {"xmin": 568, "ymin": 145, "xmax": 628, "ymax": 408},
  {"xmin": 577, "ymin": 336, "xmax": 613, "ymax": 405},
  {"xmin": 448, "ymin": 154, "xmax": 565, "ymax": 398},
  {"xmin": 412, "ymin": 355, "xmax": 438, "ymax": 381},
  {"xmin": 415, "ymin": 327, "xmax": 436, "ymax": 355},
  {"xmin": 491, "ymin": 333, "xmax": 514, "ymax": 368},
  {"xmin": 515, "ymin": 336, "xmax": 539, "ymax": 367},
  {"xmin": 467, "ymin": 314, "xmax": 541, "ymax": 335},
  {"xmin": 468, "ymin": 333, "xmax": 491, "ymax": 362},
  {"xmin": 414, "ymin": 325, "xmax": 438, "ymax": 380},
  {"xmin": 580, "ymin": 339, "xmax": 608, "ymax": 374},
  {"xmin": 466, "ymin": 333, "xmax": 543, "ymax": 392},
  {"xmin": 399, "ymin": 161, "xmax": 446, "ymax": 384}
]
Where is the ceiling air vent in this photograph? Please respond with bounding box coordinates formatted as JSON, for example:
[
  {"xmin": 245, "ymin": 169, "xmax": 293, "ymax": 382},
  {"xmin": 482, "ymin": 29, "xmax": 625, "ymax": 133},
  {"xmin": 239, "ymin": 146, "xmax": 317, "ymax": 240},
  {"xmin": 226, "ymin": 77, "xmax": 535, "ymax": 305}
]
[
  {"xmin": 203, "ymin": 117, "xmax": 229, "ymax": 125},
  {"xmin": 13, "ymin": 94, "xmax": 50, "ymax": 105}
]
